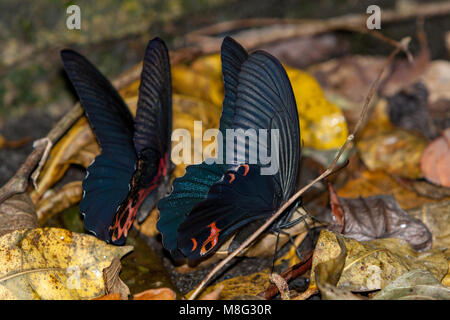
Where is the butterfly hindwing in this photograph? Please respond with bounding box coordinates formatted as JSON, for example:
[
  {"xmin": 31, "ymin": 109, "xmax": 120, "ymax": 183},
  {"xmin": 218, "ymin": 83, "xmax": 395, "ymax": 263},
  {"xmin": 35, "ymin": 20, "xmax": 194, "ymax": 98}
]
[
  {"xmin": 157, "ymin": 162, "xmax": 224, "ymax": 257},
  {"xmin": 177, "ymin": 164, "xmax": 281, "ymax": 260}
]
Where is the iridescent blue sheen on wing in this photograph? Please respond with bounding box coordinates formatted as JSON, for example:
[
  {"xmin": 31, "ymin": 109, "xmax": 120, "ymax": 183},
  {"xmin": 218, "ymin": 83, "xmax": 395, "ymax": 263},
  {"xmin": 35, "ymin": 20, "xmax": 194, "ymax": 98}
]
[{"xmin": 157, "ymin": 162, "xmax": 224, "ymax": 257}]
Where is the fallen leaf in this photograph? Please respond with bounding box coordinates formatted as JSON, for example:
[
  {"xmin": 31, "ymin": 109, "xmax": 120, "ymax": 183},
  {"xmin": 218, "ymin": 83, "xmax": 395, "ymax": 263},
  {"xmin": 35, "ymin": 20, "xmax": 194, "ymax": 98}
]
[
  {"xmin": 285, "ymin": 65, "xmax": 348, "ymax": 150},
  {"xmin": 31, "ymin": 117, "xmax": 99, "ymax": 203},
  {"xmin": 35, "ymin": 181, "xmax": 82, "ymax": 225},
  {"xmin": 407, "ymin": 201, "xmax": 450, "ymax": 253},
  {"xmin": 314, "ymin": 235, "xmax": 362, "ymax": 300},
  {"xmin": 394, "ymin": 177, "xmax": 450, "ymax": 200},
  {"xmin": 328, "ymin": 191, "xmax": 432, "ymax": 251},
  {"xmin": 373, "ymin": 269, "xmax": 450, "ymax": 300},
  {"xmin": 171, "ymin": 62, "xmax": 223, "ymax": 107},
  {"xmin": 103, "ymin": 258, "xmax": 130, "ymax": 300},
  {"xmin": 0, "ymin": 228, "xmax": 132, "ymax": 300},
  {"xmin": 337, "ymin": 170, "xmax": 442, "ymax": 210},
  {"xmin": 310, "ymin": 230, "xmax": 448, "ymax": 292},
  {"xmin": 0, "ymin": 193, "xmax": 38, "ymax": 237},
  {"xmin": 420, "ymin": 128, "xmax": 450, "ymax": 187},
  {"xmin": 133, "ymin": 288, "xmax": 176, "ymax": 300},
  {"xmin": 357, "ymin": 128, "xmax": 428, "ymax": 179},
  {"xmin": 189, "ymin": 271, "xmax": 271, "ymax": 300}
]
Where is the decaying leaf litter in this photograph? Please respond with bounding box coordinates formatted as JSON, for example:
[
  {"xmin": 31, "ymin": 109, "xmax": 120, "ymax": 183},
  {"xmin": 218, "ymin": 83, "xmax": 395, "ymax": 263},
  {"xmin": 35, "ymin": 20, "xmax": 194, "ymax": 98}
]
[{"xmin": 0, "ymin": 6, "xmax": 450, "ymax": 300}]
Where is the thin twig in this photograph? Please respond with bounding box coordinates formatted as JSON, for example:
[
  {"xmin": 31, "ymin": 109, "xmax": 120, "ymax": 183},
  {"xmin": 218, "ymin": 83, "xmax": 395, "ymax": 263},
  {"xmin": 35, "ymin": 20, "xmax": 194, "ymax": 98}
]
[
  {"xmin": 258, "ymin": 252, "xmax": 313, "ymax": 300},
  {"xmin": 188, "ymin": 36, "xmax": 410, "ymax": 301},
  {"xmin": 185, "ymin": 2, "xmax": 448, "ymax": 54}
]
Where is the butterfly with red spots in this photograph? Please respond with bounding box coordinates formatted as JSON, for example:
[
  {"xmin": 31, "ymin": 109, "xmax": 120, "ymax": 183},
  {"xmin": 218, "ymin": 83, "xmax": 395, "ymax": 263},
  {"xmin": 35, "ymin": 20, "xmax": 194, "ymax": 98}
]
[
  {"xmin": 157, "ymin": 37, "xmax": 301, "ymax": 262},
  {"xmin": 61, "ymin": 38, "xmax": 173, "ymax": 245}
]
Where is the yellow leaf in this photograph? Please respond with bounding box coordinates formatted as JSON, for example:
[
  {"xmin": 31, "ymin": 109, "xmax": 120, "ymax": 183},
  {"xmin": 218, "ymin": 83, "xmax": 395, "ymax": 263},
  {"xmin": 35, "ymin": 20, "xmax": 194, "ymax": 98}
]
[
  {"xmin": 187, "ymin": 271, "xmax": 271, "ymax": 300},
  {"xmin": 36, "ymin": 181, "xmax": 82, "ymax": 225},
  {"xmin": 31, "ymin": 117, "xmax": 99, "ymax": 203},
  {"xmin": 310, "ymin": 230, "xmax": 448, "ymax": 292},
  {"xmin": 0, "ymin": 228, "xmax": 132, "ymax": 300},
  {"xmin": 357, "ymin": 128, "xmax": 428, "ymax": 179},
  {"xmin": 171, "ymin": 63, "xmax": 224, "ymax": 107},
  {"xmin": 285, "ymin": 66, "xmax": 348, "ymax": 150}
]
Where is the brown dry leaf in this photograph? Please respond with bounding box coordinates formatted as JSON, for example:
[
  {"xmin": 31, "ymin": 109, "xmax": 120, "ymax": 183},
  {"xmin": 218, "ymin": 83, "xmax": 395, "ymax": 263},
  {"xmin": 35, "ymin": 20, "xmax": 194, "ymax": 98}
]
[
  {"xmin": 309, "ymin": 230, "xmax": 448, "ymax": 292},
  {"xmin": 395, "ymin": 178, "xmax": 450, "ymax": 200},
  {"xmin": 0, "ymin": 193, "xmax": 38, "ymax": 237},
  {"xmin": 0, "ymin": 228, "xmax": 132, "ymax": 300},
  {"xmin": 31, "ymin": 117, "xmax": 99, "ymax": 203},
  {"xmin": 328, "ymin": 191, "xmax": 432, "ymax": 251},
  {"xmin": 133, "ymin": 288, "xmax": 176, "ymax": 300},
  {"xmin": 421, "ymin": 128, "xmax": 450, "ymax": 187},
  {"xmin": 373, "ymin": 269, "xmax": 450, "ymax": 300},
  {"xmin": 189, "ymin": 271, "xmax": 271, "ymax": 300},
  {"xmin": 337, "ymin": 170, "xmax": 443, "ymax": 210},
  {"xmin": 407, "ymin": 201, "xmax": 450, "ymax": 254},
  {"xmin": 36, "ymin": 181, "xmax": 82, "ymax": 225},
  {"xmin": 103, "ymin": 258, "xmax": 130, "ymax": 300},
  {"xmin": 357, "ymin": 128, "xmax": 428, "ymax": 179},
  {"xmin": 314, "ymin": 235, "xmax": 362, "ymax": 300}
]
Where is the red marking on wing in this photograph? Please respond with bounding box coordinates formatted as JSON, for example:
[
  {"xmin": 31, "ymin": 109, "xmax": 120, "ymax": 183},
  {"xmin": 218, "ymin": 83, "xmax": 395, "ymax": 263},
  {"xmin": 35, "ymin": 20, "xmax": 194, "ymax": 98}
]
[
  {"xmin": 110, "ymin": 153, "xmax": 168, "ymax": 242},
  {"xmin": 111, "ymin": 184, "xmax": 156, "ymax": 241},
  {"xmin": 228, "ymin": 173, "xmax": 235, "ymax": 183},
  {"xmin": 240, "ymin": 164, "xmax": 249, "ymax": 176},
  {"xmin": 200, "ymin": 222, "xmax": 221, "ymax": 256},
  {"xmin": 191, "ymin": 238, "xmax": 197, "ymax": 252}
]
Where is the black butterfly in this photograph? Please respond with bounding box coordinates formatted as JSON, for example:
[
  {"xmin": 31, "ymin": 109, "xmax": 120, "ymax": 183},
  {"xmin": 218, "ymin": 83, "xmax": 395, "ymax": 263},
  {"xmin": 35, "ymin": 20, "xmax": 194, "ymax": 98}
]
[
  {"xmin": 61, "ymin": 37, "xmax": 173, "ymax": 245},
  {"xmin": 157, "ymin": 36, "xmax": 301, "ymax": 262}
]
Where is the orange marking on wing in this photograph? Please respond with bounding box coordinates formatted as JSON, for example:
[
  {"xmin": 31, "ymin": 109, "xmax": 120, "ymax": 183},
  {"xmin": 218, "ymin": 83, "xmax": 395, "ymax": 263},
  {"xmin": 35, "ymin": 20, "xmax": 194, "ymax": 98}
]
[
  {"xmin": 200, "ymin": 222, "xmax": 221, "ymax": 256},
  {"xmin": 240, "ymin": 164, "xmax": 249, "ymax": 176},
  {"xmin": 110, "ymin": 153, "xmax": 168, "ymax": 242},
  {"xmin": 228, "ymin": 173, "xmax": 235, "ymax": 183},
  {"xmin": 111, "ymin": 184, "xmax": 156, "ymax": 242},
  {"xmin": 191, "ymin": 238, "xmax": 198, "ymax": 252}
]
